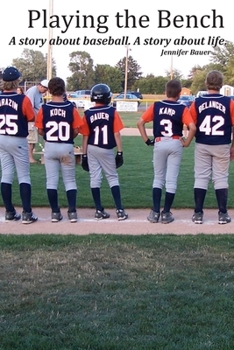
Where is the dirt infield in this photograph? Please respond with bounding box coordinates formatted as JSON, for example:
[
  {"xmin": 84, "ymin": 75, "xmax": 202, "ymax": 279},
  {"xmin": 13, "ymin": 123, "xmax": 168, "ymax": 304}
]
[{"xmin": 1, "ymin": 208, "xmax": 234, "ymax": 235}]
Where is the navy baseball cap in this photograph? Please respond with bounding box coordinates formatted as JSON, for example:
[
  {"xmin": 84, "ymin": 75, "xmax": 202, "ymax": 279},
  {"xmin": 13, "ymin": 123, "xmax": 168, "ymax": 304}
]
[{"xmin": 2, "ymin": 66, "xmax": 21, "ymax": 82}]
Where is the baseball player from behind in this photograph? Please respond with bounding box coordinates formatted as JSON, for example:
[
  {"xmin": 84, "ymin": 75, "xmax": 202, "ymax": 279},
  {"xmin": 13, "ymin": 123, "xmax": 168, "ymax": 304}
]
[
  {"xmin": 35, "ymin": 77, "xmax": 83, "ymax": 223},
  {"xmin": 137, "ymin": 79, "xmax": 196, "ymax": 224},
  {"xmin": 190, "ymin": 70, "xmax": 234, "ymax": 224},
  {"xmin": 0, "ymin": 66, "xmax": 38, "ymax": 224},
  {"xmin": 79, "ymin": 83, "xmax": 128, "ymax": 221}
]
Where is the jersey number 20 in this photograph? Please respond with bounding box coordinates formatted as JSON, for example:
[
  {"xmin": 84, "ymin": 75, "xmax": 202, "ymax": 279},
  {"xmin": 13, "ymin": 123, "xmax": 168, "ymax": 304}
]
[{"xmin": 46, "ymin": 121, "xmax": 70, "ymax": 141}]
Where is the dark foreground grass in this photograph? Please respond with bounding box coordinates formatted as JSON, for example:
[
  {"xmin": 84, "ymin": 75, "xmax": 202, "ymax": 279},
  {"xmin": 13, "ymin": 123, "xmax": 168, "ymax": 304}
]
[{"xmin": 1, "ymin": 234, "xmax": 234, "ymax": 350}]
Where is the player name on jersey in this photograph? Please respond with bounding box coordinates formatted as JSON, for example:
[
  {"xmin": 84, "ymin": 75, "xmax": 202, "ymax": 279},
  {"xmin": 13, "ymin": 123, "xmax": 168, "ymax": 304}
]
[
  {"xmin": 159, "ymin": 107, "xmax": 176, "ymax": 116},
  {"xmin": 90, "ymin": 112, "xmax": 109, "ymax": 123},
  {"xmin": 198, "ymin": 101, "xmax": 226, "ymax": 113},
  {"xmin": 0, "ymin": 98, "xmax": 18, "ymax": 110},
  {"xmin": 50, "ymin": 108, "xmax": 66, "ymax": 117}
]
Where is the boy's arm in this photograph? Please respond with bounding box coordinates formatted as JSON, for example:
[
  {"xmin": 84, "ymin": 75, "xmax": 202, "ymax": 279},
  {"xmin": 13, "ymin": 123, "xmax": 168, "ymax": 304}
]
[
  {"xmin": 82, "ymin": 135, "xmax": 88, "ymax": 154},
  {"xmin": 114, "ymin": 132, "xmax": 122, "ymax": 152},
  {"xmin": 181, "ymin": 122, "xmax": 196, "ymax": 147},
  {"xmin": 137, "ymin": 117, "xmax": 154, "ymax": 145}
]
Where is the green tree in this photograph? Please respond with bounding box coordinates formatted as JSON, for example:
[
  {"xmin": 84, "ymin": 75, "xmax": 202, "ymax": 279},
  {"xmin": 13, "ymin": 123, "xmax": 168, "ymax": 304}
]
[
  {"xmin": 94, "ymin": 64, "xmax": 123, "ymax": 93},
  {"xmin": 165, "ymin": 68, "xmax": 183, "ymax": 81},
  {"xmin": 188, "ymin": 60, "xmax": 230, "ymax": 95},
  {"xmin": 12, "ymin": 49, "xmax": 56, "ymax": 82},
  {"xmin": 181, "ymin": 78, "xmax": 192, "ymax": 89},
  {"xmin": 66, "ymin": 51, "xmax": 94, "ymax": 91},
  {"xmin": 210, "ymin": 41, "xmax": 234, "ymax": 68},
  {"xmin": 115, "ymin": 55, "xmax": 142, "ymax": 90},
  {"xmin": 225, "ymin": 56, "xmax": 234, "ymax": 86},
  {"xmin": 209, "ymin": 40, "xmax": 234, "ymax": 84},
  {"xmin": 188, "ymin": 65, "xmax": 205, "ymax": 80},
  {"xmin": 134, "ymin": 75, "xmax": 167, "ymax": 94},
  {"xmin": 190, "ymin": 69, "xmax": 207, "ymax": 94}
]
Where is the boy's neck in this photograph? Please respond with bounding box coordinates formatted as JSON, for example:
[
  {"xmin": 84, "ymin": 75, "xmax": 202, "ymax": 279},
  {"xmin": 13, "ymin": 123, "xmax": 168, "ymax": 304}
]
[
  {"xmin": 207, "ymin": 90, "xmax": 220, "ymax": 94},
  {"xmin": 51, "ymin": 96, "xmax": 63, "ymax": 102},
  {"xmin": 166, "ymin": 97, "xmax": 179, "ymax": 102}
]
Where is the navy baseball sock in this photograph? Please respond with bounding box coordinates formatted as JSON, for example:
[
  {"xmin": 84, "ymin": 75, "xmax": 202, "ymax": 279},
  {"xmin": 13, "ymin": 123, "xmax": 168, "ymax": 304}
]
[
  {"xmin": 194, "ymin": 188, "xmax": 207, "ymax": 213},
  {"xmin": 163, "ymin": 192, "xmax": 175, "ymax": 213},
  {"xmin": 47, "ymin": 189, "xmax": 60, "ymax": 213},
  {"xmin": 215, "ymin": 188, "xmax": 228, "ymax": 213},
  {"xmin": 111, "ymin": 185, "xmax": 123, "ymax": 210},
  {"xmin": 66, "ymin": 189, "xmax": 77, "ymax": 212},
  {"xmin": 1, "ymin": 182, "xmax": 14, "ymax": 212},
  {"xmin": 152, "ymin": 187, "xmax": 162, "ymax": 213},
  {"xmin": 20, "ymin": 183, "xmax": 31, "ymax": 213},
  {"xmin": 91, "ymin": 187, "xmax": 102, "ymax": 211}
]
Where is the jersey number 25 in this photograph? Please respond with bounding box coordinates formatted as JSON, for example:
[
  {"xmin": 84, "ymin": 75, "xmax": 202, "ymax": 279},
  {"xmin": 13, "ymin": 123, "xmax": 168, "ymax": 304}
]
[{"xmin": 0, "ymin": 114, "xmax": 18, "ymax": 135}]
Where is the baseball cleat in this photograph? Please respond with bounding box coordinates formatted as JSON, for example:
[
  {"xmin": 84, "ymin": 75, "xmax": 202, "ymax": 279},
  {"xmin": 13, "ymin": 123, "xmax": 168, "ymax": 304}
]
[
  {"xmin": 161, "ymin": 211, "xmax": 174, "ymax": 224},
  {"xmin": 68, "ymin": 211, "xmax": 77, "ymax": 223},
  {"xmin": 5, "ymin": 210, "xmax": 21, "ymax": 222},
  {"xmin": 22, "ymin": 211, "xmax": 38, "ymax": 224},
  {"xmin": 116, "ymin": 209, "xmax": 128, "ymax": 221},
  {"xmin": 95, "ymin": 209, "xmax": 110, "ymax": 220},
  {"xmin": 51, "ymin": 212, "xmax": 63, "ymax": 223},
  {"xmin": 218, "ymin": 212, "xmax": 231, "ymax": 225},
  {"xmin": 192, "ymin": 211, "xmax": 203, "ymax": 224},
  {"xmin": 147, "ymin": 210, "xmax": 160, "ymax": 223}
]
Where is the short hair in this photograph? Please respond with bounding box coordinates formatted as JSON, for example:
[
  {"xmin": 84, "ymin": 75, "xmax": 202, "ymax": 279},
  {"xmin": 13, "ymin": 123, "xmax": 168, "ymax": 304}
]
[
  {"xmin": 48, "ymin": 77, "xmax": 65, "ymax": 96},
  {"xmin": 205, "ymin": 70, "xmax": 223, "ymax": 91},
  {"xmin": 165, "ymin": 80, "xmax": 182, "ymax": 98},
  {"xmin": 1, "ymin": 80, "xmax": 19, "ymax": 91}
]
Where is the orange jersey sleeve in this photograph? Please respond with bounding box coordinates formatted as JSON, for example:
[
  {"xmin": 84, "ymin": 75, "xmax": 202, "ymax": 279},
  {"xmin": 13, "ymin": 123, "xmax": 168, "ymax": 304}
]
[
  {"xmin": 34, "ymin": 108, "xmax": 43, "ymax": 129},
  {"xmin": 78, "ymin": 116, "xmax": 90, "ymax": 136},
  {"xmin": 72, "ymin": 108, "xmax": 84, "ymax": 129},
  {"xmin": 113, "ymin": 110, "xmax": 125, "ymax": 133},
  {"xmin": 22, "ymin": 96, "xmax": 35, "ymax": 122},
  {"xmin": 230, "ymin": 100, "xmax": 234, "ymax": 125},
  {"xmin": 189, "ymin": 102, "xmax": 198, "ymax": 124},
  {"xmin": 141, "ymin": 104, "xmax": 155, "ymax": 123},
  {"xmin": 181, "ymin": 106, "xmax": 195, "ymax": 126}
]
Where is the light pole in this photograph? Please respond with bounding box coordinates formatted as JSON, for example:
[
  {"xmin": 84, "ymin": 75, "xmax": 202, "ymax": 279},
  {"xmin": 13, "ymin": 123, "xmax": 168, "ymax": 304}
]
[
  {"xmin": 124, "ymin": 45, "xmax": 131, "ymax": 99},
  {"xmin": 47, "ymin": 0, "xmax": 53, "ymax": 81}
]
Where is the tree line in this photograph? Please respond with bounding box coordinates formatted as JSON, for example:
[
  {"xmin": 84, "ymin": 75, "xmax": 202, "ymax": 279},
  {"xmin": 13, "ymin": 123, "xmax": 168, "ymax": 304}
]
[{"xmin": 4, "ymin": 41, "xmax": 234, "ymax": 94}]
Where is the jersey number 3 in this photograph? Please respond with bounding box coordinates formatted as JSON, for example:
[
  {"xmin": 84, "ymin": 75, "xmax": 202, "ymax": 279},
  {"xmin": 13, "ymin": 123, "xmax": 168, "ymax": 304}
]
[{"xmin": 199, "ymin": 115, "xmax": 224, "ymax": 135}]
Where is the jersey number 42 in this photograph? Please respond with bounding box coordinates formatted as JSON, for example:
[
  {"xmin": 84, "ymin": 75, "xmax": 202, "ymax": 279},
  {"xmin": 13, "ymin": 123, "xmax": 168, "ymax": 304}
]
[{"xmin": 199, "ymin": 115, "xmax": 224, "ymax": 136}]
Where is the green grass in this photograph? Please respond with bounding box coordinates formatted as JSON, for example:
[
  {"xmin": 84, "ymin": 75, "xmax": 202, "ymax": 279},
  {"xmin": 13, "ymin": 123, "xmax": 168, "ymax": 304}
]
[
  {"xmin": 1, "ymin": 234, "xmax": 234, "ymax": 350},
  {"xmin": 1, "ymin": 136, "xmax": 234, "ymax": 210},
  {"xmin": 1, "ymin": 126, "xmax": 234, "ymax": 349},
  {"xmin": 116, "ymin": 110, "xmax": 154, "ymax": 128},
  {"xmin": 117, "ymin": 111, "xmax": 143, "ymax": 127}
]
